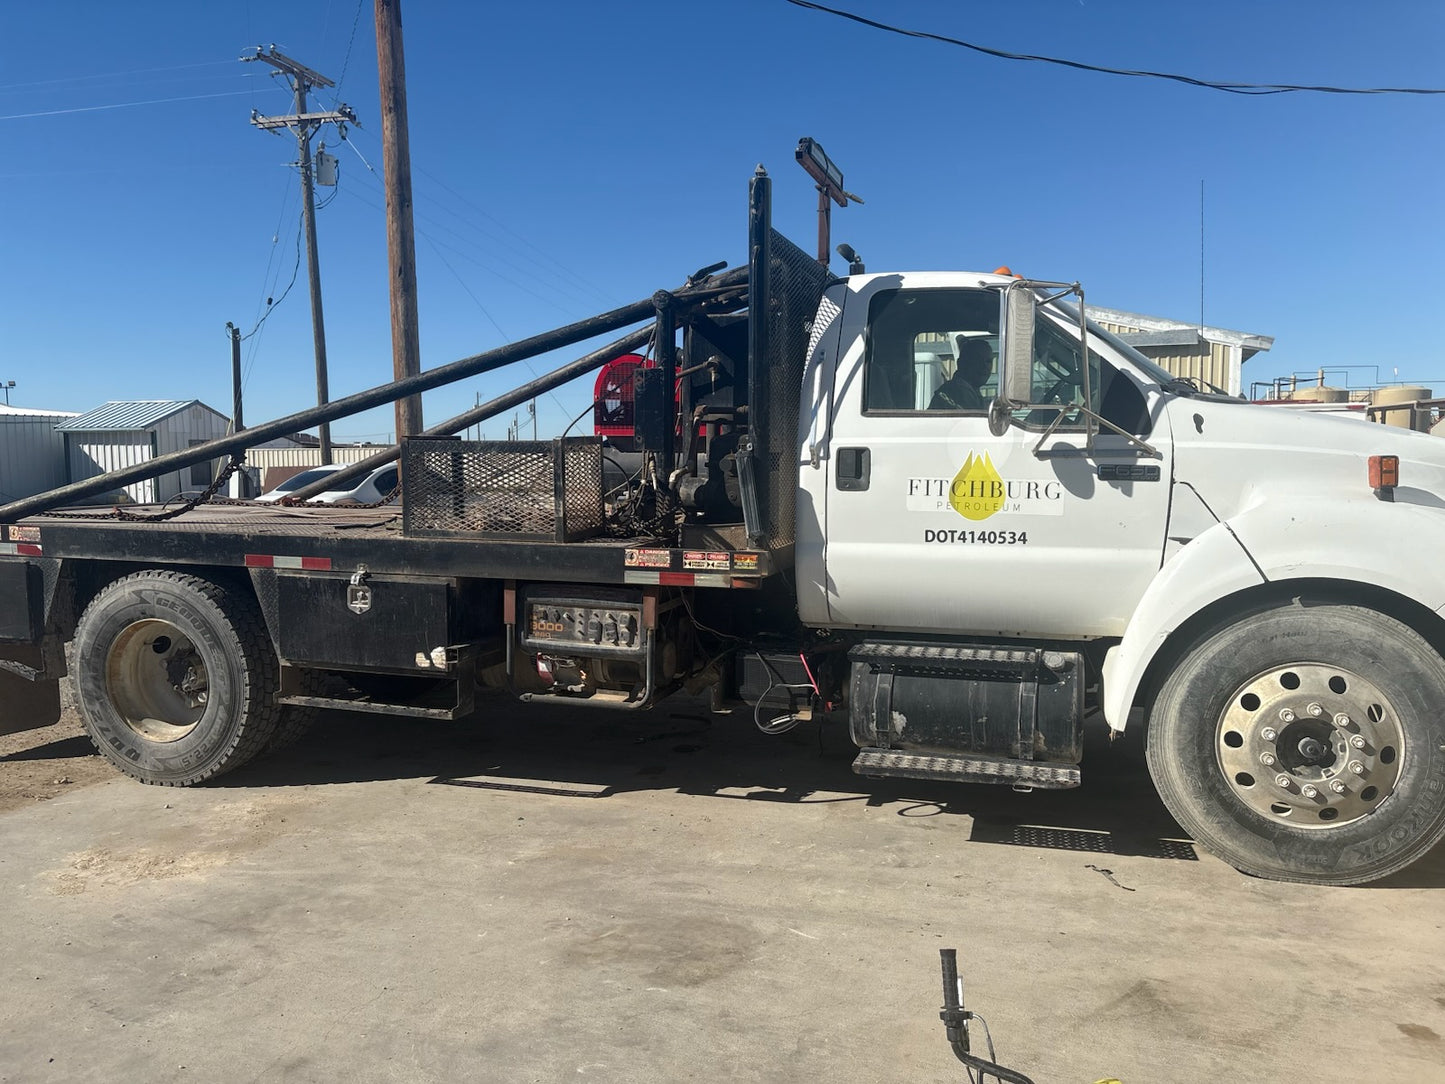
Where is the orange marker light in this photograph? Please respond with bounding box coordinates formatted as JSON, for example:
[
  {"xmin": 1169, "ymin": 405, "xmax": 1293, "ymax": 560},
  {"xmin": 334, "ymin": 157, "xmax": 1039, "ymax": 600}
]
[{"xmin": 1368, "ymin": 454, "xmax": 1400, "ymax": 489}]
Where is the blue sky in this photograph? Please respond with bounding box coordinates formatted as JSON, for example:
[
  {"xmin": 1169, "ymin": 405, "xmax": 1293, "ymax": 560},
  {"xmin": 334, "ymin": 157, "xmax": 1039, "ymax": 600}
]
[{"xmin": 2, "ymin": 1, "xmax": 1441, "ymax": 440}]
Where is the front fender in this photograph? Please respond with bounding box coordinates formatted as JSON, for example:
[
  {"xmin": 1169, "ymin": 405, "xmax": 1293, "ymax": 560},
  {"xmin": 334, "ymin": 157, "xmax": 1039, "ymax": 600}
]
[
  {"xmin": 1102, "ymin": 494, "xmax": 1445, "ymax": 731},
  {"xmin": 1101, "ymin": 522, "xmax": 1262, "ymax": 730}
]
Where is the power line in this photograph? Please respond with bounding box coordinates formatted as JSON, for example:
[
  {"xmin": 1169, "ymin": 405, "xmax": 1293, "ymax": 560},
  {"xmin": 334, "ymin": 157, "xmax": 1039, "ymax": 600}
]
[
  {"xmin": 0, "ymin": 89, "xmax": 256, "ymax": 122},
  {"xmin": 413, "ymin": 161, "xmax": 625, "ymax": 308},
  {"xmin": 240, "ymin": 206, "xmax": 304, "ymax": 362},
  {"xmin": 333, "ymin": 0, "xmax": 367, "ymax": 98},
  {"xmin": 347, "ymin": 126, "xmax": 620, "ymax": 310},
  {"xmin": 422, "ymin": 234, "xmax": 576, "ymax": 422},
  {"xmin": 340, "ymin": 145, "xmax": 609, "ymax": 318},
  {"xmin": 0, "ymin": 59, "xmax": 235, "ymax": 93},
  {"xmin": 783, "ymin": 0, "xmax": 1445, "ymax": 96}
]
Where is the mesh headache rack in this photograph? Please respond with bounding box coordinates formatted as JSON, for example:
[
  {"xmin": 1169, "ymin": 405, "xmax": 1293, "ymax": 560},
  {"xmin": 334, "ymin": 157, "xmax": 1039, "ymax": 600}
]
[{"xmin": 401, "ymin": 436, "xmax": 604, "ymax": 543}]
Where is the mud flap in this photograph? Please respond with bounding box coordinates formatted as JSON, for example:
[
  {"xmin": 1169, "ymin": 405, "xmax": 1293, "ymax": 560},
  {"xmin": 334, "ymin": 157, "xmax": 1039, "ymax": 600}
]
[
  {"xmin": 0, "ymin": 673, "xmax": 62, "ymax": 734},
  {"xmin": 0, "ymin": 644, "xmax": 63, "ymax": 734}
]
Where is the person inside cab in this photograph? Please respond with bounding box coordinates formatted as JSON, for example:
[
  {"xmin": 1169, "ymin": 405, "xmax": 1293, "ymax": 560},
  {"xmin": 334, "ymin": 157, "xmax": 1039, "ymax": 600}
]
[{"xmin": 929, "ymin": 338, "xmax": 994, "ymax": 411}]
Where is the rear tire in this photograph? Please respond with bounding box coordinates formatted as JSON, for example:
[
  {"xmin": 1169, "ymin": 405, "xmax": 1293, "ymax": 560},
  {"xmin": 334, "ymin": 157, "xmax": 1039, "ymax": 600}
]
[
  {"xmin": 72, "ymin": 571, "xmax": 282, "ymax": 786},
  {"xmin": 1146, "ymin": 599, "xmax": 1445, "ymax": 885}
]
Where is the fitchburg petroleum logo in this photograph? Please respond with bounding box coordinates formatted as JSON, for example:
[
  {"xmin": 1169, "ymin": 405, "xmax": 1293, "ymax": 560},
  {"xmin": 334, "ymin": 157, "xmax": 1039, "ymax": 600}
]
[{"xmin": 906, "ymin": 452, "xmax": 1063, "ymax": 521}]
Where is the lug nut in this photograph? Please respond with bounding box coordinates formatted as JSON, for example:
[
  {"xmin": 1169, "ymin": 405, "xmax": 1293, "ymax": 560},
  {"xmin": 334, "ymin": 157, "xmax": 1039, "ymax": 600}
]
[
  {"xmin": 1334, "ymin": 713, "xmax": 1352, "ymax": 729},
  {"xmin": 1260, "ymin": 752, "xmax": 1277, "ymax": 767},
  {"xmin": 1301, "ymin": 784, "xmax": 1319, "ymax": 799},
  {"xmin": 1261, "ymin": 727, "xmax": 1278, "ymax": 742},
  {"xmin": 1275, "ymin": 774, "xmax": 1293, "ymax": 789},
  {"xmin": 1350, "ymin": 761, "xmax": 1366, "ymax": 775},
  {"xmin": 1350, "ymin": 735, "xmax": 1366, "ymax": 749},
  {"xmin": 1307, "ymin": 703, "xmax": 1324, "ymax": 717},
  {"xmin": 1330, "ymin": 780, "xmax": 1347, "ymax": 794},
  {"xmin": 1279, "ymin": 709, "xmax": 1297, "ymax": 723}
]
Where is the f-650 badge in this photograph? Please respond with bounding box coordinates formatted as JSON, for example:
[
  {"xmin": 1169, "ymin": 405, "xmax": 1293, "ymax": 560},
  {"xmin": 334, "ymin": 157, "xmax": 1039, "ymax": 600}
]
[{"xmin": 1098, "ymin": 464, "xmax": 1161, "ymax": 482}]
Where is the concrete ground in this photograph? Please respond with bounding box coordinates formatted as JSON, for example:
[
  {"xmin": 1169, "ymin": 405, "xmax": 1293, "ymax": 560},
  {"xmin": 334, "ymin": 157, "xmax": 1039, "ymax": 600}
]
[{"xmin": 2, "ymin": 698, "xmax": 1443, "ymax": 1084}]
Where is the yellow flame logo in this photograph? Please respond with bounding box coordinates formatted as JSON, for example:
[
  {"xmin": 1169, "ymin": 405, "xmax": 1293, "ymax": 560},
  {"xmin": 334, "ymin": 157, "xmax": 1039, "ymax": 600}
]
[{"xmin": 948, "ymin": 452, "xmax": 1006, "ymax": 521}]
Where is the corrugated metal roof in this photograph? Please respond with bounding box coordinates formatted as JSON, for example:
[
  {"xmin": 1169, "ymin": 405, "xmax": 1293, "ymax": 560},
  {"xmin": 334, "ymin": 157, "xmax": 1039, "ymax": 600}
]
[
  {"xmin": 1088, "ymin": 306, "xmax": 1273, "ymax": 351},
  {"xmin": 1119, "ymin": 329, "xmax": 1207, "ymax": 349},
  {"xmin": 0, "ymin": 404, "xmax": 79, "ymax": 418},
  {"xmin": 55, "ymin": 400, "xmax": 201, "ymax": 432}
]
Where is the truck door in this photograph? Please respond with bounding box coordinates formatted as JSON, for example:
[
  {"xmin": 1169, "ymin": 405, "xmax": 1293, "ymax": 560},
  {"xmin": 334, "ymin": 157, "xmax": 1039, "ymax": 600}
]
[{"xmin": 819, "ymin": 275, "xmax": 1173, "ymax": 638}]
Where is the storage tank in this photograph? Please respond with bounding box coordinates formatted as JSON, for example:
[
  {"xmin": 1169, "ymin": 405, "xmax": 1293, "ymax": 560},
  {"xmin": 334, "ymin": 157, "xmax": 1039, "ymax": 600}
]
[
  {"xmin": 1372, "ymin": 386, "xmax": 1432, "ymax": 431},
  {"xmin": 1286, "ymin": 386, "xmax": 1350, "ymax": 404}
]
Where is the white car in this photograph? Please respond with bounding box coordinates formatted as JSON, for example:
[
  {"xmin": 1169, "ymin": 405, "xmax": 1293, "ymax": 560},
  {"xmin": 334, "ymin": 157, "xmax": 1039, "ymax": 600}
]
[{"xmin": 255, "ymin": 463, "xmax": 400, "ymax": 505}]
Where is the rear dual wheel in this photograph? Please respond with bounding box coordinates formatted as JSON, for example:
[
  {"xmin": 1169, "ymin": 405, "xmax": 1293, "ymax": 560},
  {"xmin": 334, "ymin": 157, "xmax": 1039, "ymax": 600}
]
[
  {"xmin": 73, "ymin": 571, "xmax": 283, "ymax": 786},
  {"xmin": 1147, "ymin": 600, "xmax": 1445, "ymax": 885}
]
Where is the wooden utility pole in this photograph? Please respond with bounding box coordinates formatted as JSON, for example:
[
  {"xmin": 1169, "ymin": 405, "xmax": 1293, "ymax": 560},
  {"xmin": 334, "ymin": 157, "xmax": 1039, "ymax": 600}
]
[
  {"xmin": 245, "ymin": 46, "xmax": 356, "ymax": 464},
  {"xmin": 226, "ymin": 322, "xmax": 244, "ymax": 432},
  {"xmin": 374, "ymin": 0, "xmax": 424, "ymax": 441}
]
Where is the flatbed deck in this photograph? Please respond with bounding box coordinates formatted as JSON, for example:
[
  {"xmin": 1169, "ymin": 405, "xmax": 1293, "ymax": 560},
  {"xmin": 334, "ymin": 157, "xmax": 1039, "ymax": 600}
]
[{"xmin": 2, "ymin": 502, "xmax": 771, "ymax": 588}]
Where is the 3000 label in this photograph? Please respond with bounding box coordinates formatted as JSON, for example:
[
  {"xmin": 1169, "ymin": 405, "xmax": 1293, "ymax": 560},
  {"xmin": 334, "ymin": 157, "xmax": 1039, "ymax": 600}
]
[{"xmin": 924, "ymin": 529, "xmax": 1029, "ymax": 545}]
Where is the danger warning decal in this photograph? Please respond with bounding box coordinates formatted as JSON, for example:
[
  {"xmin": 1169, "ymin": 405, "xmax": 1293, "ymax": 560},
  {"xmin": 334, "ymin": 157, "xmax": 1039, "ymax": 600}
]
[{"xmin": 624, "ymin": 548, "xmax": 767, "ymax": 578}]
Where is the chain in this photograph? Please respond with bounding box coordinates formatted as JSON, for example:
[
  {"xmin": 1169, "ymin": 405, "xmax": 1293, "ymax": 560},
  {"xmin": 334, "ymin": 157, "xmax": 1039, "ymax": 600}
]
[{"xmin": 113, "ymin": 454, "xmax": 247, "ymax": 522}]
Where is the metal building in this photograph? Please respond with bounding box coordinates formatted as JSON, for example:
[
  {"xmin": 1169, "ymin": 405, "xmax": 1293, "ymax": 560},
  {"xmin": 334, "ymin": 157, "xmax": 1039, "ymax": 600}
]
[
  {"xmin": 1089, "ymin": 307, "xmax": 1273, "ymax": 397},
  {"xmin": 56, "ymin": 400, "xmax": 231, "ymax": 503},
  {"xmin": 0, "ymin": 404, "xmax": 78, "ymax": 503}
]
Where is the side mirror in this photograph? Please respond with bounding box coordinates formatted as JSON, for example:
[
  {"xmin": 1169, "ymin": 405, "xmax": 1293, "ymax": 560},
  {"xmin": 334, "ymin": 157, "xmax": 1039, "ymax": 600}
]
[{"xmin": 989, "ymin": 282, "xmax": 1036, "ymax": 435}]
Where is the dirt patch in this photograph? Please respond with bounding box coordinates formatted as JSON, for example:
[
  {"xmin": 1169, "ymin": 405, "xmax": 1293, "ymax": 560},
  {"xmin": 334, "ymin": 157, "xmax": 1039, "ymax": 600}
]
[
  {"xmin": 45, "ymin": 845, "xmax": 230, "ymax": 895},
  {"xmin": 38, "ymin": 791, "xmax": 314, "ymax": 895},
  {"xmin": 0, "ymin": 703, "xmax": 114, "ymax": 814}
]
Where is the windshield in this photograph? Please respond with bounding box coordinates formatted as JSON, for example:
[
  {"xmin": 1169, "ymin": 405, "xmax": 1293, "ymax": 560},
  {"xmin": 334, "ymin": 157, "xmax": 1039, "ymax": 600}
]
[
  {"xmin": 275, "ymin": 467, "xmax": 340, "ymax": 492},
  {"xmin": 1048, "ymin": 300, "xmax": 1180, "ymax": 388}
]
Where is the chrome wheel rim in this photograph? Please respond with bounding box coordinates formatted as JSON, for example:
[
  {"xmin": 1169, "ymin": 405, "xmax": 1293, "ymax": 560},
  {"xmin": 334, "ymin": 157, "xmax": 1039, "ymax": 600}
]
[
  {"xmin": 1216, "ymin": 663, "xmax": 1403, "ymax": 828},
  {"xmin": 104, "ymin": 618, "xmax": 209, "ymax": 742}
]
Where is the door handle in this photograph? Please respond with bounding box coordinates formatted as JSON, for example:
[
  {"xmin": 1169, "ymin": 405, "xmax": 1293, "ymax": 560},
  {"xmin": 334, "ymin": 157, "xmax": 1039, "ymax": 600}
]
[{"xmin": 836, "ymin": 446, "xmax": 870, "ymax": 491}]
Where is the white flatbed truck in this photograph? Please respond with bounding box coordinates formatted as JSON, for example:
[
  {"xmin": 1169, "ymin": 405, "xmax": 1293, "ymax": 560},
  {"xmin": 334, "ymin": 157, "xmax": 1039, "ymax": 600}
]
[{"xmin": 3, "ymin": 166, "xmax": 1443, "ymax": 886}]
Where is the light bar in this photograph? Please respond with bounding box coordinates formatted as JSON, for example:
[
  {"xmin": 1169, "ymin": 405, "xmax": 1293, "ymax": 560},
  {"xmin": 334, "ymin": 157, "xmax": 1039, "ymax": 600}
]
[{"xmin": 795, "ymin": 137, "xmax": 847, "ymax": 206}]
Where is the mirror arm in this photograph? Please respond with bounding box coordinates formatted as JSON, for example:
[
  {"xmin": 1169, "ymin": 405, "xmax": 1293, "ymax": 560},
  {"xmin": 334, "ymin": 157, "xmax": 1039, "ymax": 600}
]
[
  {"xmin": 1027, "ymin": 406, "xmax": 1161, "ymax": 460},
  {"xmin": 1028, "ymin": 409, "xmax": 1071, "ymax": 457},
  {"xmin": 1086, "ymin": 408, "xmax": 1161, "ymax": 458}
]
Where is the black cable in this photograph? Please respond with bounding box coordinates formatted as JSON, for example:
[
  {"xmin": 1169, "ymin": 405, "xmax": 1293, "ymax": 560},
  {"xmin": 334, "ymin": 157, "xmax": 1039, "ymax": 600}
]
[
  {"xmin": 333, "ymin": 0, "xmax": 366, "ymax": 98},
  {"xmin": 240, "ymin": 211, "xmax": 304, "ymax": 343},
  {"xmin": 784, "ymin": 0, "xmax": 1445, "ymax": 96},
  {"xmin": 559, "ymin": 397, "xmax": 599, "ymax": 440}
]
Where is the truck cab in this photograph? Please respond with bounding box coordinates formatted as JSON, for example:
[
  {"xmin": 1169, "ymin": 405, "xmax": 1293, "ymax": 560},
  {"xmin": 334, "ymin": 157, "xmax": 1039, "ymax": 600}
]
[
  {"xmin": 796, "ymin": 267, "xmax": 1445, "ymax": 885},
  {"xmin": 796, "ymin": 270, "xmax": 1171, "ymax": 641}
]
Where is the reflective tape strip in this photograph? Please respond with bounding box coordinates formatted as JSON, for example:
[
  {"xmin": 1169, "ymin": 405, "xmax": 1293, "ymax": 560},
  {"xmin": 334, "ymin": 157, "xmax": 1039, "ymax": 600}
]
[
  {"xmin": 244, "ymin": 554, "xmax": 332, "ymax": 571},
  {"xmin": 624, "ymin": 570, "xmax": 736, "ymax": 588},
  {"xmin": 0, "ymin": 542, "xmax": 42, "ymax": 556}
]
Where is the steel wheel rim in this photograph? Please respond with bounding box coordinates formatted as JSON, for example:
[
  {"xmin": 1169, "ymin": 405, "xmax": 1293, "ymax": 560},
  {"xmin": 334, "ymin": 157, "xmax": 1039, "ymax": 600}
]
[
  {"xmin": 1216, "ymin": 662, "xmax": 1403, "ymax": 829},
  {"xmin": 104, "ymin": 618, "xmax": 209, "ymax": 742}
]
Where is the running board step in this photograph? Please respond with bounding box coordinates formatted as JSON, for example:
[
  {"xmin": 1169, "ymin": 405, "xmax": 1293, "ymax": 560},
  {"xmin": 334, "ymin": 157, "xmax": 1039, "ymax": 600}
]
[
  {"xmin": 278, "ymin": 693, "xmax": 468, "ymax": 721},
  {"xmin": 852, "ymin": 749, "xmax": 1081, "ymax": 789}
]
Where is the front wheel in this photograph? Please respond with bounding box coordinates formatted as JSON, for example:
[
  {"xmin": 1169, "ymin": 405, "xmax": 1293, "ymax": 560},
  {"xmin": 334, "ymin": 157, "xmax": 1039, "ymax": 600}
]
[
  {"xmin": 1146, "ymin": 600, "xmax": 1445, "ymax": 885},
  {"xmin": 72, "ymin": 571, "xmax": 282, "ymax": 786}
]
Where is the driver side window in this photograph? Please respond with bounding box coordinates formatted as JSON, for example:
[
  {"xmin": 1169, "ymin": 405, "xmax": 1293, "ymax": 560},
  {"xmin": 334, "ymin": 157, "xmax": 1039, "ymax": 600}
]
[{"xmin": 862, "ymin": 287, "xmax": 997, "ymax": 414}]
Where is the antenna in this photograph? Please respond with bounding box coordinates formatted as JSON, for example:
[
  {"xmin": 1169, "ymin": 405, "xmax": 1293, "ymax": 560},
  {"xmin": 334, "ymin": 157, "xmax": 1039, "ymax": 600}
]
[{"xmin": 1199, "ymin": 179, "xmax": 1206, "ymax": 330}]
